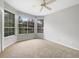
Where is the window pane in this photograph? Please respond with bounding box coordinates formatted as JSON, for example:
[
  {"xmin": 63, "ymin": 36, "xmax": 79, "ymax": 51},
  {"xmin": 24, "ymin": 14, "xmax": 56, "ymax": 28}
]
[
  {"xmin": 4, "ymin": 11, "xmax": 9, "ymax": 27},
  {"xmin": 23, "ymin": 21, "xmax": 27, "ymax": 27},
  {"xmin": 18, "ymin": 16, "xmax": 34, "ymax": 34},
  {"xmin": 9, "ymin": 13, "xmax": 15, "ymax": 27},
  {"xmin": 18, "ymin": 16, "xmax": 28, "ymax": 34},
  {"xmin": 25, "ymin": 28, "xmax": 27, "ymax": 33},
  {"xmin": 9, "ymin": 28, "xmax": 15, "ymax": 35},
  {"xmin": 4, "ymin": 10, "xmax": 15, "ymax": 37},
  {"xmin": 4, "ymin": 28, "xmax": 9, "ymax": 37},
  {"xmin": 28, "ymin": 19, "xmax": 34, "ymax": 33},
  {"xmin": 37, "ymin": 19, "xmax": 44, "ymax": 33},
  {"xmin": 19, "ymin": 28, "xmax": 25, "ymax": 34}
]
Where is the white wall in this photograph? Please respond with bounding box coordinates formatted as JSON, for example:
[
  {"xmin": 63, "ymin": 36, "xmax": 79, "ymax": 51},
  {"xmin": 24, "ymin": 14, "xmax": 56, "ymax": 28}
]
[
  {"xmin": 35, "ymin": 33, "xmax": 43, "ymax": 39},
  {"xmin": 0, "ymin": 0, "xmax": 4, "ymax": 52},
  {"xmin": 44, "ymin": 4, "xmax": 79, "ymax": 50},
  {"xmin": 4, "ymin": 2, "xmax": 17, "ymax": 48},
  {"xmin": 17, "ymin": 34, "xmax": 36, "ymax": 41},
  {"xmin": 0, "ymin": 10, "xmax": 2, "ymax": 52},
  {"xmin": 0, "ymin": 0, "xmax": 4, "ymax": 10}
]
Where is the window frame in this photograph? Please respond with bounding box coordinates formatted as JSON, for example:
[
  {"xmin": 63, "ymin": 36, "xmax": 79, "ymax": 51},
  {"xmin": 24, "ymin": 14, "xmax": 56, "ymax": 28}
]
[{"xmin": 4, "ymin": 10, "xmax": 15, "ymax": 37}]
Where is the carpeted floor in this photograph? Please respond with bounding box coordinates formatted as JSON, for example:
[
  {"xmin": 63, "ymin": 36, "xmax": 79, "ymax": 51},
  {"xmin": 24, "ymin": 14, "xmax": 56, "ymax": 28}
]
[{"xmin": 0, "ymin": 39, "xmax": 79, "ymax": 58}]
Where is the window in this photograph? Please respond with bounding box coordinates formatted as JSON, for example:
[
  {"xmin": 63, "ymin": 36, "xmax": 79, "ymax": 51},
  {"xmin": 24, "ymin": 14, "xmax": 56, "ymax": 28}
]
[
  {"xmin": 19, "ymin": 16, "xmax": 28, "ymax": 34},
  {"xmin": 28, "ymin": 19, "xmax": 34, "ymax": 33},
  {"xmin": 4, "ymin": 10, "xmax": 15, "ymax": 37},
  {"xmin": 18, "ymin": 16, "xmax": 34, "ymax": 34},
  {"xmin": 37, "ymin": 19, "xmax": 44, "ymax": 33}
]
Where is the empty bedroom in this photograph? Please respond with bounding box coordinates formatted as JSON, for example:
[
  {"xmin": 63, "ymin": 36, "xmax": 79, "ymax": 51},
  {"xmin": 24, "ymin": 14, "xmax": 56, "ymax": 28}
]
[{"xmin": 0, "ymin": 0, "xmax": 79, "ymax": 58}]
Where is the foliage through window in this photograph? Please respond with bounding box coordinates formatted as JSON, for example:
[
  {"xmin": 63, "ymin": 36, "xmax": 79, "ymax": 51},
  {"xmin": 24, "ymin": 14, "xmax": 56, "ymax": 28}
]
[
  {"xmin": 19, "ymin": 16, "xmax": 34, "ymax": 34},
  {"xmin": 37, "ymin": 19, "xmax": 44, "ymax": 33},
  {"xmin": 4, "ymin": 10, "xmax": 15, "ymax": 37},
  {"xmin": 28, "ymin": 19, "xmax": 34, "ymax": 33}
]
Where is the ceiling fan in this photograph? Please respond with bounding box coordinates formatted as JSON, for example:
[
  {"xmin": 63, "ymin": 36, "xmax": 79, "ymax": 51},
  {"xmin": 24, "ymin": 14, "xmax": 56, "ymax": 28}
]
[{"xmin": 40, "ymin": 0, "xmax": 55, "ymax": 11}]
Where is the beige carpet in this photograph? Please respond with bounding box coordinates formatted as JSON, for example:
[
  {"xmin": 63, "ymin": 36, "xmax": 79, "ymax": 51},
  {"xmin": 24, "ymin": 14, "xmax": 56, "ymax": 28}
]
[{"xmin": 0, "ymin": 39, "xmax": 79, "ymax": 58}]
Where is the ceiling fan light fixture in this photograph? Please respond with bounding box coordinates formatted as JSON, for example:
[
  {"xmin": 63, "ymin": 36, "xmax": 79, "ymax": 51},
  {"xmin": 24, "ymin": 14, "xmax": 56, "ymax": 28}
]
[{"xmin": 40, "ymin": 0, "xmax": 54, "ymax": 11}]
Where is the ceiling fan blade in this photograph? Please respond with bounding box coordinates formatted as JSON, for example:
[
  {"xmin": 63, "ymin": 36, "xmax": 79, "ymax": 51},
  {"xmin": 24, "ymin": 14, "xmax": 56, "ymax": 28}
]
[
  {"xmin": 46, "ymin": 0, "xmax": 56, "ymax": 5},
  {"xmin": 45, "ymin": 6, "xmax": 52, "ymax": 10},
  {"xmin": 43, "ymin": 0, "xmax": 46, "ymax": 4},
  {"xmin": 40, "ymin": 6, "xmax": 43, "ymax": 11}
]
